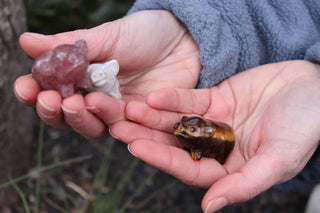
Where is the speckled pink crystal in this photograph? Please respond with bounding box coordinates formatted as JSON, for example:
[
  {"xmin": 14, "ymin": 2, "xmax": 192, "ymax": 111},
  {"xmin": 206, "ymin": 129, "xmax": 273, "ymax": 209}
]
[{"xmin": 31, "ymin": 40, "xmax": 92, "ymax": 98}]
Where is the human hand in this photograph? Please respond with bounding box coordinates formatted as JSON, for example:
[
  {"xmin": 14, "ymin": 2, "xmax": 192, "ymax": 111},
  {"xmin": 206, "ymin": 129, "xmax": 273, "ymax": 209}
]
[
  {"xmin": 110, "ymin": 61, "xmax": 320, "ymax": 212},
  {"xmin": 14, "ymin": 10, "xmax": 200, "ymax": 138}
]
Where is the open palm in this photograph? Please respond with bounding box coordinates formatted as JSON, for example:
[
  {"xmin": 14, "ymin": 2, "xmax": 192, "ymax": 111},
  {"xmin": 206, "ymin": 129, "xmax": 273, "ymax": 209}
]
[
  {"xmin": 14, "ymin": 10, "xmax": 200, "ymax": 138},
  {"xmin": 110, "ymin": 60, "xmax": 320, "ymax": 212}
]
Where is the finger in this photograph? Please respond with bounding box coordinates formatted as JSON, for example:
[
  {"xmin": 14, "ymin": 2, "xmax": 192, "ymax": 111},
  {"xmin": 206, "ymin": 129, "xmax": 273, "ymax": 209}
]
[
  {"xmin": 128, "ymin": 139, "xmax": 228, "ymax": 188},
  {"xmin": 62, "ymin": 94, "xmax": 107, "ymax": 139},
  {"xmin": 19, "ymin": 22, "xmax": 118, "ymax": 61},
  {"xmin": 202, "ymin": 154, "xmax": 287, "ymax": 213},
  {"xmin": 85, "ymin": 92, "xmax": 126, "ymax": 125},
  {"xmin": 14, "ymin": 75, "xmax": 40, "ymax": 106},
  {"xmin": 125, "ymin": 101, "xmax": 183, "ymax": 133},
  {"xmin": 146, "ymin": 87, "xmax": 235, "ymax": 122},
  {"xmin": 146, "ymin": 88, "xmax": 211, "ymax": 114},
  {"xmin": 110, "ymin": 121, "xmax": 178, "ymax": 146},
  {"xmin": 36, "ymin": 91, "xmax": 68, "ymax": 128}
]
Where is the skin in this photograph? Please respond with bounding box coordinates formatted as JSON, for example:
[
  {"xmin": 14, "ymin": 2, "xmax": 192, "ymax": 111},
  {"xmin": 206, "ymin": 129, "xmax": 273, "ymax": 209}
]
[
  {"xmin": 14, "ymin": 9, "xmax": 320, "ymax": 212},
  {"xmin": 14, "ymin": 10, "xmax": 201, "ymax": 138},
  {"xmin": 110, "ymin": 61, "xmax": 320, "ymax": 212}
]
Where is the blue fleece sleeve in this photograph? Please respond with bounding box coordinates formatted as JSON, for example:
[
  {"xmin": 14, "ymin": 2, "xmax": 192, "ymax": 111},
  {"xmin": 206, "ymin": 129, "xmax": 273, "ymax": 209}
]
[
  {"xmin": 128, "ymin": 0, "xmax": 320, "ymax": 88},
  {"xmin": 128, "ymin": 0, "xmax": 320, "ymax": 190}
]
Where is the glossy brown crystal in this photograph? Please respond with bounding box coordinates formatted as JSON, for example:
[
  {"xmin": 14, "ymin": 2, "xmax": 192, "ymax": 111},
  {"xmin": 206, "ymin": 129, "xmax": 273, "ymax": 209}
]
[
  {"xmin": 31, "ymin": 40, "xmax": 92, "ymax": 98},
  {"xmin": 174, "ymin": 116, "xmax": 235, "ymax": 164}
]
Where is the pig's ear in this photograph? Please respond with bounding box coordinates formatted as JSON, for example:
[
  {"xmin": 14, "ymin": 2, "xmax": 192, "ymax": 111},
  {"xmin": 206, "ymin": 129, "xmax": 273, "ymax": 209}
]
[{"xmin": 74, "ymin": 40, "xmax": 88, "ymax": 55}]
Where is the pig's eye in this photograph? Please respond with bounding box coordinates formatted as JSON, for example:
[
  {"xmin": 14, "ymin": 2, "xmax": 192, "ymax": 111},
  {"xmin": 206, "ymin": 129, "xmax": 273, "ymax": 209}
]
[{"xmin": 189, "ymin": 126, "xmax": 196, "ymax": 132}]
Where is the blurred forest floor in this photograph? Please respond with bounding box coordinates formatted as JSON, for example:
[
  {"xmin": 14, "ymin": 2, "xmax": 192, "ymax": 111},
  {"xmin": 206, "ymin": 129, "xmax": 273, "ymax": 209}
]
[{"xmin": 1, "ymin": 0, "xmax": 313, "ymax": 212}]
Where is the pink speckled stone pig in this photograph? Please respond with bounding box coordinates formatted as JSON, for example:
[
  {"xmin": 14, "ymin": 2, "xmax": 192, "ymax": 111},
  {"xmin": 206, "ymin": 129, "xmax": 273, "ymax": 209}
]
[{"xmin": 31, "ymin": 40, "xmax": 92, "ymax": 98}]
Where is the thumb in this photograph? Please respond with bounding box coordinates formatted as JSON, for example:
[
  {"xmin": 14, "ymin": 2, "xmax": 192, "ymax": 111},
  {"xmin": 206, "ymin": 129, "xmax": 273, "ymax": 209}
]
[
  {"xmin": 202, "ymin": 154, "xmax": 292, "ymax": 212},
  {"xmin": 19, "ymin": 21, "xmax": 121, "ymax": 61}
]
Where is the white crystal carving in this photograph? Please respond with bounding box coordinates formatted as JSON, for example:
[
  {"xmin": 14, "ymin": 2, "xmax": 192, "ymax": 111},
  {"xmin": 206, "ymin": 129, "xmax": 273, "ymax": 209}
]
[{"xmin": 87, "ymin": 59, "xmax": 121, "ymax": 99}]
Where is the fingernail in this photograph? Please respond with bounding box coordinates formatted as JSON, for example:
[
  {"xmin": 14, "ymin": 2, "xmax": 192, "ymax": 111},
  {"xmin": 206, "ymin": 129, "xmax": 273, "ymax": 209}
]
[
  {"xmin": 126, "ymin": 115, "xmax": 136, "ymax": 122},
  {"xmin": 38, "ymin": 97, "xmax": 56, "ymax": 116},
  {"xmin": 61, "ymin": 105, "xmax": 78, "ymax": 118},
  {"xmin": 14, "ymin": 84, "xmax": 29, "ymax": 103},
  {"xmin": 127, "ymin": 143, "xmax": 138, "ymax": 158},
  {"xmin": 26, "ymin": 32, "xmax": 51, "ymax": 40},
  {"xmin": 205, "ymin": 197, "xmax": 227, "ymax": 213},
  {"xmin": 108, "ymin": 126, "xmax": 119, "ymax": 140},
  {"xmin": 86, "ymin": 105, "xmax": 100, "ymax": 114}
]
